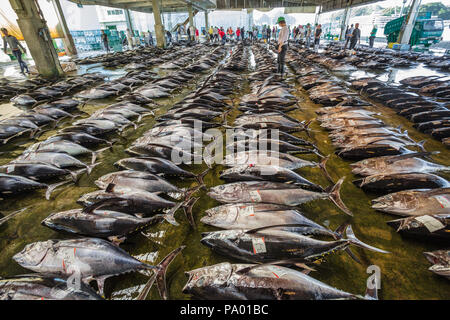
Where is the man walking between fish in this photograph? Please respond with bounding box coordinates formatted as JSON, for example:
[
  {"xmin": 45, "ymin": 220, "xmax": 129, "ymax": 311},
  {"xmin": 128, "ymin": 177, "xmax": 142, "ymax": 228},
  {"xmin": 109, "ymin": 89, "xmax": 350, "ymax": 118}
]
[{"xmin": 276, "ymin": 16, "xmax": 289, "ymax": 77}]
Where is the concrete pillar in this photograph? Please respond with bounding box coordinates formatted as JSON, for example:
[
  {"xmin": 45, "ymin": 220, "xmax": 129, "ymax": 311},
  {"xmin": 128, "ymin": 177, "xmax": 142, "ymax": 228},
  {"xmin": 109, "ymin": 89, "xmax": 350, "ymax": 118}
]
[
  {"xmin": 339, "ymin": 7, "xmax": 351, "ymax": 41},
  {"xmin": 188, "ymin": 4, "xmax": 194, "ymax": 28},
  {"xmin": 52, "ymin": 0, "xmax": 77, "ymax": 56},
  {"xmin": 9, "ymin": 0, "xmax": 63, "ymax": 78},
  {"xmin": 247, "ymin": 9, "xmax": 253, "ymax": 30},
  {"xmin": 205, "ymin": 10, "xmax": 209, "ymax": 30},
  {"xmin": 314, "ymin": 6, "xmax": 320, "ymax": 27},
  {"xmin": 398, "ymin": 0, "xmax": 421, "ymax": 44},
  {"xmin": 152, "ymin": 0, "xmax": 166, "ymax": 48}
]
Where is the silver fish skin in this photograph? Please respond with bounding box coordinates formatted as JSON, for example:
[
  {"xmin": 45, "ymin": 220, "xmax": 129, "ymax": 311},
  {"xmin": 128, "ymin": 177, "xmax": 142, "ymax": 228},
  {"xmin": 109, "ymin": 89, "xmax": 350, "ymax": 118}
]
[{"xmin": 182, "ymin": 262, "xmax": 362, "ymax": 300}]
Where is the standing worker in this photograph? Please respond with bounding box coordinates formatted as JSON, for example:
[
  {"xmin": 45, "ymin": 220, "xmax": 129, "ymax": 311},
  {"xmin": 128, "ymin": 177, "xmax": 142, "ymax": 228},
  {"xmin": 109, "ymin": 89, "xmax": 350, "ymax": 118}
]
[
  {"xmin": 305, "ymin": 23, "xmax": 312, "ymax": 48},
  {"xmin": 349, "ymin": 23, "xmax": 361, "ymax": 50},
  {"xmin": 101, "ymin": 30, "xmax": 110, "ymax": 52},
  {"xmin": 314, "ymin": 24, "xmax": 322, "ymax": 52},
  {"xmin": 1, "ymin": 28, "xmax": 29, "ymax": 75},
  {"xmin": 369, "ymin": 25, "xmax": 378, "ymax": 48},
  {"xmin": 344, "ymin": 24, "xmax": 354, "ymax": 50},
  {"xmin": 276, "ymin": 17, "xmax": 289, "ymax": 77}
]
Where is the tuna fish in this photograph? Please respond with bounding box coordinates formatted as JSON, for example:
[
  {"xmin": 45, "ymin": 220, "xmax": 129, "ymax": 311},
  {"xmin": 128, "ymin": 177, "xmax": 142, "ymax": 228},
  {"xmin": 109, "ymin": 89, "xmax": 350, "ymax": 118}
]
[
  {"xmin": 182, "ymin": 262, "xmax": 374, "ymax": 300},
  {"xmin": 0, "ymin": 173, "xmax": 47, "ymax": 197},
  {"xmin": 0, "ymin": 274, "xmax": 102, "ymax": 300},
  {"xmin": 387, "ymin": 214, "xmax": 450, "ymax": 241},
  {"xmin": 354, "ymin": 173, "xmax": 449, "ymax": 194},
  {"xmin": 95, "ymin": 170, "xmax": 180, "ymax": 194},
  {"xmin": 207, "ymin": 178, "xmax": 353, "ymax": 216},
  {"xmin": 350, "ymin": 152, "xmax": 449, "ymax": 176},
  {"xmin": 371, "ymin": 188, "xmax": 450, "ymax": 216},
  {"xmin": 13, "ymin": 238, "xmax": 184, "ymax": 297},
  {"xmin": 200, "ymin": 225, "xmax": 388, "ymax": 264}
]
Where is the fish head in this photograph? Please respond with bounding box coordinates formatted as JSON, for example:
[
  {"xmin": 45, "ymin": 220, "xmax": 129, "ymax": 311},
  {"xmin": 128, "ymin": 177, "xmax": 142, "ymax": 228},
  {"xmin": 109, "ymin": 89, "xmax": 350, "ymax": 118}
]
[
  {"xmin": 201, "ymin": 205, "xmax": 238, "ymax": 226},
  {"xmin": 182, "ymin": 262, "xmax": 233, "ymax": 295},
  {"xmin": 207, "ymin": 183, "xmax": 246, "ymax": 203},
  {"xmin": 424, "ymin": 250, "xmax": 449, "ymax": 266},
  {"xmin": 13, "ymin": 240, "xmax": 55, "ymax": 269},
  {"xmin": 371, "ymin": 193, "xmax": 396, "ymax": 211}
]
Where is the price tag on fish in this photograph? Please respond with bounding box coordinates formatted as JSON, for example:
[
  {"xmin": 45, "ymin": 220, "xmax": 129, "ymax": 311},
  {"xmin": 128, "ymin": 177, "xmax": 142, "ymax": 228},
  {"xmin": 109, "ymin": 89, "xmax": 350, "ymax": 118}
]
[
  {"xmin": 433, "ymin": 195, "xmax": 450, "ymax": 209},
  {"xmin": 252, "ymin": 236, "xmax": 266, "ymax": 254},
  {"xmin": 249, "ymin": 190, "xmax": 261, "ymax": 202},
  {"xmin": 414, "ymin": 215, "xmax": 445, "ymax": 233}
]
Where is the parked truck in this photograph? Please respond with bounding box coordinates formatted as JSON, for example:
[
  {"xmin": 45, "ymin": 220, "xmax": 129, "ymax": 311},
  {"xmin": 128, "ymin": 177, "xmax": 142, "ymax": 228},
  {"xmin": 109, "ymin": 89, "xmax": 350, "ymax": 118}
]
[{"xmin": 384, "ymin": 12, "xmax": 444, "ymax": 48}]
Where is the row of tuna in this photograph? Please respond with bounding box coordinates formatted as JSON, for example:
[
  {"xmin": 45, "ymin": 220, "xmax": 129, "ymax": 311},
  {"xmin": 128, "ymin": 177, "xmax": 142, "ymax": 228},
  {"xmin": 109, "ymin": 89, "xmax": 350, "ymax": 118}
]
[
  {"xmin": 288, "ymin": 49, "xmax": 449, "ymax": 281},
  {"xmin": 0, "ymin": 44, "xmax": 230, "ymax": 299},
  {"xmin": 183, "ymin": 43, "xmax": 391, "ymax": 300}
]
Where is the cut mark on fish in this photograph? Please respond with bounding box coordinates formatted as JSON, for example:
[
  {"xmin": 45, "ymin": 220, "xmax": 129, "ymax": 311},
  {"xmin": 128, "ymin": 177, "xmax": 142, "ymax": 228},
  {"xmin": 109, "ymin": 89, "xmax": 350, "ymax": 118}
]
[
  {"xmin": 414, "ymin": 215, "xmax": 445, "ymax": 233},
  {"xmin": 252, "ymin": 236, "xmax": 266, "ymax": 254},
  {"xmin": 239, "ymin": 206, "xmax": 254, "ymax": 217}
]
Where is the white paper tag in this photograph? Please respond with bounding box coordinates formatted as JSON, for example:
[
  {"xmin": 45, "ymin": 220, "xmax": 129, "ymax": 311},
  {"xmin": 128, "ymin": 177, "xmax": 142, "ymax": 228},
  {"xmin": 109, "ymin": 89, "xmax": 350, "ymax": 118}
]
[
  {"xmin": 238, "ymin": 205, "xmax": 254, "ymax": 217},
  {"xmin": 252, "ymin": 237, "xmax": 266, "ymax": 254},
  {"xmin": 414, "ymin": 215, "xmax": 445, "ymax": 233},
  {"xmin": 433, "ymin": 195, "xmax": 450, "ymax": 208},
  {"xmin": 5, "ymin": 165, "xmax": 14, "ymax": 173},
  {"xmin": 260, "ymin": 123, "xmax": 267, "ymax": 128},
  {"xmin": 249, "ymin": 190, "xmax": 261, "ymax": 202}
]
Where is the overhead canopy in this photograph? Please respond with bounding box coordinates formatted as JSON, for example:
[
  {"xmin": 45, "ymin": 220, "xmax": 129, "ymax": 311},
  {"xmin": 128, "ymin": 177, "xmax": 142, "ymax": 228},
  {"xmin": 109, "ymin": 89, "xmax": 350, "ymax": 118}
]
[
  {"xmin": 69, "ymin": 0, "xmax": 217, "ymax": 13},
  {"xmin": 69, "ymin": 0, "xmax": 380, "ymax": 13}
]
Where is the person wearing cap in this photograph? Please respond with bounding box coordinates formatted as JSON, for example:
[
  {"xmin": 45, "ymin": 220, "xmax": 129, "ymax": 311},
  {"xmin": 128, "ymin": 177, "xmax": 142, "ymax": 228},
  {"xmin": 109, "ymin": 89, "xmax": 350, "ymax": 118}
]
[
  {"xmin": 276, "ymin": 16, "xmax": 289, "ymax": 76},
  {"xmin": 1, "ymin": 28, "xmax": 29, "ymax": 75}
]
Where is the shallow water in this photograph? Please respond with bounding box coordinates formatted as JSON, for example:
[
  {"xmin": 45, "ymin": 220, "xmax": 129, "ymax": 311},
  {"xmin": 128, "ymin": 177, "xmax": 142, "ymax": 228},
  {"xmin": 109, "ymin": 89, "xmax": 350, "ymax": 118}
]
[{"xmin": 0, "ymin": 45, "xmax": 449, "ymax": 300}]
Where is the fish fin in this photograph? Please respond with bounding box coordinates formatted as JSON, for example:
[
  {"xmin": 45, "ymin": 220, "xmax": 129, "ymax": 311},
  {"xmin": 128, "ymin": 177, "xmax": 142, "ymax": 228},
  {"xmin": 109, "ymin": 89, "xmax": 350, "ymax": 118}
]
[
  {"xmin": 0, "ymin": 207, "xmax": 28, "ymax": 227},
  {"xmin": 318, "ymin": 155, "xmax": 334, "ymax": 184},
  {"xmin": 183, "ymin": 197, "xmax": 199, "ymax": 229},
  {"xmin": 69, "ymin": 168, "xmax": 86, "ymax": 183},
  {"xmin": 345, "ymin": 248, "xmax": 362, "ymax": 264},
  {"xmin": 86, "ymin": 162, "xmax": 100, "ymax": 175},
  {"xmin": 327, "ymin": 177, "xmax": 353, "ymax": 216},
  {"xmin": 95, "ymin": 275, "xmax": 108, "ymax": 298},
  {"xmin": 163, "ymin": 202, "xmax": 182, "ymax": 226},
  {"xmin": 364, "ymin": 285, "xmax": 378, "ymax": 300},
  {"xmin": 245, "ymin": 223, "xmax": 313, "ymax": 234},
  {"xmin": 195, "ymin": 168, "xmax": 209, "ymax": 187},
  {"xmin": 137, "ymin": 246, "xmax": 185, "ymax": 300},
  {"xmin": 416, "ymin": 140, "xmax": 427, "ymax": 153},
  {"xmin": 333, "ymin": 222, "xmax": 350, "ymax": 240},
  {"xmin": 45, "ymin": 180, "xmax": 71, "ymax": 200},
  {"xmin": 92, "ymin": 147, "xmax": 111, "ymax": 164},
  {"xmin": 346, "ymin": 225, "xmax": 390, "ymax": 254},
  {"xmin": 108, "ymin": 235, "xmax": 126, "ymax": 246}
]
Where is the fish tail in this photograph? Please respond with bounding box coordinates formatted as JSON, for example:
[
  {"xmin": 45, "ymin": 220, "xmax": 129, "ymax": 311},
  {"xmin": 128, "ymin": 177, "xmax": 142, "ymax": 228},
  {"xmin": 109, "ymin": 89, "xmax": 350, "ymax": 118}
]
[
  {"xmin": 45, "ymin": 180, "xmax": 71, "ymax": 200},
  {"xmin": 137, "ymin": 246, "xmax": 185, "ymax": 300},
  {"xmin": 183, "ymin": 196, "xmax": 199, "ymax": 229},
  {"xmin": 86, "ymin": 162, "xmax": 101, "ymax": 175},
  {"xmin": 345, "ymin": 225, "xmax": 390, "ymax": 254},
  {"xmin": 416, "ymin": 140, "xmax": 427, "ymax": 153},
  {"xmin": 318, "ymin": 155, "xmax": 334, "ymax": 184},
  {"xmin": 327, "ymin": 177, "xmax": 353, "ymax": 216},
  {"xmin": 92, "ymin": 147, "xmax": 111, "ymax": 164},
  {"xmin": 195, "ymin": 168, "xmax": 209, "ymax": 187},
  {"xmin": 163, "ymin": 201, "xmax": 182, "ymax": 226}
]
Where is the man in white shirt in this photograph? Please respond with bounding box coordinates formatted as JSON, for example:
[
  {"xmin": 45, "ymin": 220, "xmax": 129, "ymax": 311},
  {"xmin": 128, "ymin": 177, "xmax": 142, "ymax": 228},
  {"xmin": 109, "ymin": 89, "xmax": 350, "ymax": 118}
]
[{"xmin": 276, "ymin": 16, "xmax": 289, "ymax": 76}]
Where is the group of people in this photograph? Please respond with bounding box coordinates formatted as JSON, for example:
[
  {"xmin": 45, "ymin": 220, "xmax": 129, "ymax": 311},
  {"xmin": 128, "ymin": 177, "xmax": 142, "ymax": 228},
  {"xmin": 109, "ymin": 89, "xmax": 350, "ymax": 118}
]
[{"xmin": 344, "ymin": 23, "xmax": 361, "ymax": 50}]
